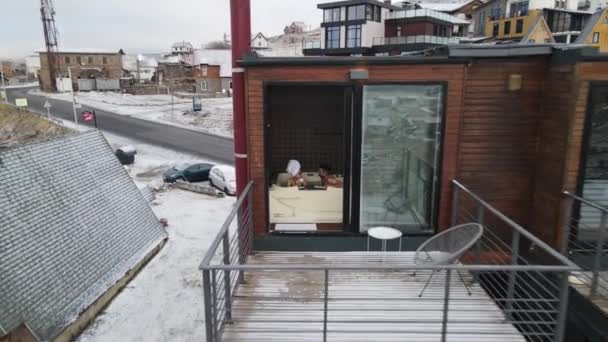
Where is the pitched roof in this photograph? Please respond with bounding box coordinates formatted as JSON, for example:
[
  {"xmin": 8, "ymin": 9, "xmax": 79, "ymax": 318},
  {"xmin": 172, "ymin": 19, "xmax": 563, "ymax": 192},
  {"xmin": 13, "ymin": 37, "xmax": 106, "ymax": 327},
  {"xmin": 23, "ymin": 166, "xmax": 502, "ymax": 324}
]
[
  {"xmin": 521, "ymin": 15, "xmax": 555, "ymax": 44},
  {"xmin": 575, "ymin": 8, "xmax": 605, "ymax": 45},
  {"xmin": 0, "ymin": 131, "xmax": 167, "ymax": 340},
  {"xmin": 417, "ymin": 0, "xmax": 475, "ymax": 13},
  {"xmin": 192, "ymin": 49, "xmax": 233, "ymax": 77}
]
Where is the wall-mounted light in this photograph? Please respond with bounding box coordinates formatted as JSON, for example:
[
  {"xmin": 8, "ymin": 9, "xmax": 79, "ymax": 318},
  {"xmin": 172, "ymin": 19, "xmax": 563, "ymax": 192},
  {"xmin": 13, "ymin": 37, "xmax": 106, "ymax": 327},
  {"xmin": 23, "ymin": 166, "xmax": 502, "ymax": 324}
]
[
  {"xmin": 508, "ymin": 74, "xmax": 523, "ymax": 91},
  {"xmin": 350, "ymin": 69, "xmax": 369, "ymax": 80}
]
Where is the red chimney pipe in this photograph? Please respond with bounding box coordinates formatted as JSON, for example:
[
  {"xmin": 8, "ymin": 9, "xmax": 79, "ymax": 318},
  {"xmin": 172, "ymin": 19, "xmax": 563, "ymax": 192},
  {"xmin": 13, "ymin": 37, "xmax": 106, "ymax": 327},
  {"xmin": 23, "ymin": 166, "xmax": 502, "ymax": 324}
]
[{"xmin": 230, "ymin": 0, "xmax": 251, "ymax": 196}]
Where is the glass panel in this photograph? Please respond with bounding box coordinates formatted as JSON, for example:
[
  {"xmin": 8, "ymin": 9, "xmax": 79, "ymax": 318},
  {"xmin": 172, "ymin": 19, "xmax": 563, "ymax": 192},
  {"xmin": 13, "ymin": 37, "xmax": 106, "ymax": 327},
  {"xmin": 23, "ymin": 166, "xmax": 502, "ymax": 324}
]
[{"xmin": 360, "ymin": 85, "xmax": 444, "ymax": 233}]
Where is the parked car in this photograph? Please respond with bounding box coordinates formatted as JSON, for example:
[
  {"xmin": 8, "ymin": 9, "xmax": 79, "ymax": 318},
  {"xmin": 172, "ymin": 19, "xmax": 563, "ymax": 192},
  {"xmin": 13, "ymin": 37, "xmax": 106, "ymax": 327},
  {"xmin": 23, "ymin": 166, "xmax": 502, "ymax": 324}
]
[
  {"xmin": 209, "ymin": 165, "xmax": 236, "ymax": 195},
  {"xmin": 163, "ymin": 162, "xmax": 214, "ymax": 183},
  {"xmin": 115, "ymin": 145, "xmax": 137, "ymax": 165}
]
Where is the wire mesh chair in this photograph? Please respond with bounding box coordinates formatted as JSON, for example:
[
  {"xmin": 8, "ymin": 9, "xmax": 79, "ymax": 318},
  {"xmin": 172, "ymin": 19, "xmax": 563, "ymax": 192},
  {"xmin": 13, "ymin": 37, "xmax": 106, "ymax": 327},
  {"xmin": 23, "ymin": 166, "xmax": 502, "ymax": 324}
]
[{"xmin": 413, "ymin": 223, "xmax": 484, "ymax": 297}]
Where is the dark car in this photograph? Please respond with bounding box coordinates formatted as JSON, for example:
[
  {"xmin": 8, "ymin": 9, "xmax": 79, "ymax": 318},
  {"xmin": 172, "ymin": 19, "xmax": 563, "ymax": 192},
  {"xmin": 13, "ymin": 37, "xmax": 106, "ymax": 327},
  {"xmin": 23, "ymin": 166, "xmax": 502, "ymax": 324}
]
[{"xmin": 163, "ymin": 162, "xmax": 214, "ymax": 183}]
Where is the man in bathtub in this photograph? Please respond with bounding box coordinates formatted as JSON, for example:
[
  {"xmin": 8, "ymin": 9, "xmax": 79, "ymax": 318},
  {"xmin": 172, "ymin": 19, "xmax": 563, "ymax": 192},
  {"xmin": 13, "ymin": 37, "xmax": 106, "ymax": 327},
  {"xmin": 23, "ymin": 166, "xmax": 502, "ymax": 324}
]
[
  {"xmin": 319, "ymin": 163, "xmax": 343, "ymax": 188},
  {"xmin": 286, "ymin": 159, "xmax": 305, "ymax": 187}
]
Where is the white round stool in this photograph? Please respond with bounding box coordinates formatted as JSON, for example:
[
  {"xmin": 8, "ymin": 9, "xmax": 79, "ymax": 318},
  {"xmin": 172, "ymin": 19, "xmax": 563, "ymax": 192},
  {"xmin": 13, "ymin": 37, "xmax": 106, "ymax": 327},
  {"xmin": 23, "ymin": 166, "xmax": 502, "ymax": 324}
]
[{"xmin": 367, "ymin": 226, "xmax": 403, "ymax": 252}]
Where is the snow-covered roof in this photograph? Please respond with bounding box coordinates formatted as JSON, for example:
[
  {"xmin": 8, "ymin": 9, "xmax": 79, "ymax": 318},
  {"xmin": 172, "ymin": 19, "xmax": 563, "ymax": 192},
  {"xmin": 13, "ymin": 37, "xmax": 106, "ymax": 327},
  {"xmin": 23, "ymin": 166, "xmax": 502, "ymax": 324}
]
[
  {"xmin": 416, "ymin": 1, "xmax": 473, "ymax": 12},
  {"xmin": 37, "ymin": 48, "xmax": 122, "ymax": 54},
  {"xmin": 0, "ymin": 131, "xmax": 167, "ymax": 340},
  {"xmin": 172, "ymin": 41, "xmax": 194, "ymax": 49},
  {"xmin": 192, "ymin": 49, "xmax": 232, "ymax": 78}
]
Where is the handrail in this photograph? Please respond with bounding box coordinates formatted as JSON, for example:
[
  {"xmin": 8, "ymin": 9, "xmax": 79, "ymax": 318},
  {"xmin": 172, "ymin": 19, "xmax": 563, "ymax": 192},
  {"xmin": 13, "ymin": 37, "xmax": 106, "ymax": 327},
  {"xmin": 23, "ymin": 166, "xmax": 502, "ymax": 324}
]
[
  {"xmin": 563, "ymin": 190, "xmax": 608, "ymax": 213},
  {"xmin": 199, "ymin": 263, "xmax": 577, "ymax": 272},
  {"xmin": 199, "ymin": 181, "xmax": 254, "ymax": 269},
  {"xmin": 453, "ymin": 180, "xmax": 580, "ymax": 270}
]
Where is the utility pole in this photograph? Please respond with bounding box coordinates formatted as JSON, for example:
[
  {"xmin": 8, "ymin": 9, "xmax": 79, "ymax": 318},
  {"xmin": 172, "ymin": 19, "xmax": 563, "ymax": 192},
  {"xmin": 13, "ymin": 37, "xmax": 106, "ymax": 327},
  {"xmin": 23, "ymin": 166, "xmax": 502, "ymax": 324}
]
[
  {"xmin": 0, "ymin": 64, "xmax": 7, "ymax": 103},
  {"xmin": 68, "ymin": 66, "xmax": 78, "ymax": 128}
]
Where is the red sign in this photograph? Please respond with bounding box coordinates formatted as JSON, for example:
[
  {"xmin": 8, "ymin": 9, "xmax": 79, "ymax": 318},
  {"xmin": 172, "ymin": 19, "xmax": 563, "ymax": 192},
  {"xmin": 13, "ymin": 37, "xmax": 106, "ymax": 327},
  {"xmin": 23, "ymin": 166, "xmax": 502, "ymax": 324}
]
[{"xmin": 81, "ymin": 111, "xmax": 95, "ymax": 122}]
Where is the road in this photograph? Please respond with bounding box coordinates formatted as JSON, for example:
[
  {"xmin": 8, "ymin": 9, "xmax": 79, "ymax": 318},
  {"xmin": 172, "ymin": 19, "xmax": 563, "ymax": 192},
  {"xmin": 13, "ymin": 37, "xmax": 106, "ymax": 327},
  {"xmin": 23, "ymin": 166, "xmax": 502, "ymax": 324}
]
[{"xmin": 6, "ymin": 86, "xmax": 234, "ymax": 164}]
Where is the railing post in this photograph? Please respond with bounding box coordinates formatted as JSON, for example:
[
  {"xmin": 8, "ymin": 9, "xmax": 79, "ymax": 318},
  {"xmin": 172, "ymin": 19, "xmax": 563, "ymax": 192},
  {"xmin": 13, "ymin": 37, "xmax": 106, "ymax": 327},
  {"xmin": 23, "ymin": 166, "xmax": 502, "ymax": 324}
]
[
  {"xmin": 247, "ymin": 187, "xmax": 254, "ymax": 256},
  {"xmin": 211, "ymin": 269, "xmax": 218, "ymax": 340},
  {"xmin": 475, "ymin": 206, "xmax": 484, "ymax": 264},
  {"xmin": 506, "ymin": 230, "xmax": 520, "ymax": 320},
  {"xmin": 554, "ymin": 271, "xmax": 571, "ymax": 342},
  {"xmin": 236, "ymin": 190, "xmax": 246, "ymax": 284},
  {"xmin": 560, "ymin": 196, "xmax": 574, "ymax": 256},
  {"xmin": 590, "ymin": 212, "xmax": 607, "ymax": 297},
  {"xmin": 323, "ymin": 269, "xmax": 329, "ymax": 342},
  {"xmin": 451, "ymin": 184, "xmax": 460, "ymax": 226},
  {"xmin": 441, "ymin": 269, "xmax": 451, "ymax": 342},
  {"xmin": 203, "ymin": 270, "xmax": 215, "ymax": 342},
  {"xmin": 222, "ymin": 230, "xmax": 232, "ymax": 322}
]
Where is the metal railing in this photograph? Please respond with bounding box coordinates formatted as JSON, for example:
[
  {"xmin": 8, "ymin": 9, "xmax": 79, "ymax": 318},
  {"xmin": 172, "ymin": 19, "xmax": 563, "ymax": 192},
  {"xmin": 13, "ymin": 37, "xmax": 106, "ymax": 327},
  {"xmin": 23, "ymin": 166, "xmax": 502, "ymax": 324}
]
[
  {"xmin": 373, "ymin": 35, "xmax": 461, "ymax": 46},
  {"xmin": 303, "ymin": 41, "xmax": 321, "ymax": 49},
  {"xmin": 199, "ymin": 181, "xmax": 254, "ymax": 341},
  {"xmin": 386, "ymin": 9, "xmax": 470, "ymax": 25},
  {"xmin": 200, "ymin": 180, "xmax": 579, "ymax": 342},
  {"xmin": 561, "ymin": 191, "xmax": 608, "ymax": 299}
]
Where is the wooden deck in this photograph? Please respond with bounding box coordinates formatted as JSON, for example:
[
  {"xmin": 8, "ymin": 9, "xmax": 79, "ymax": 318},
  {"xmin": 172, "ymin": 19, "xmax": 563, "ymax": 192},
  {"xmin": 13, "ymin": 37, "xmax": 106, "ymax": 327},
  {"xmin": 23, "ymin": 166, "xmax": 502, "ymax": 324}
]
[{"xmin": 222, "ymin": 252, "xmax": 525, "ymax": 342}]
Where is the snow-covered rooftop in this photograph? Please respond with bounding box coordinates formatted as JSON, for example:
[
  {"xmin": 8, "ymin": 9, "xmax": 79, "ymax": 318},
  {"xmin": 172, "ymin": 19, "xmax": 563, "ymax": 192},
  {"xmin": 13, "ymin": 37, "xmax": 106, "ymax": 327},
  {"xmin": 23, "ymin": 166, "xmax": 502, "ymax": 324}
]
[
  {"xmin": 416, "ymin": 1, "xmax": 472, "ymax": 12},
  {"xmin": 192, "ymin": 49, "xmax": 232, "ymax": 78},
  {"xmin": 37, "ymin": 48, "xmax": 122, "ymax": 54}
]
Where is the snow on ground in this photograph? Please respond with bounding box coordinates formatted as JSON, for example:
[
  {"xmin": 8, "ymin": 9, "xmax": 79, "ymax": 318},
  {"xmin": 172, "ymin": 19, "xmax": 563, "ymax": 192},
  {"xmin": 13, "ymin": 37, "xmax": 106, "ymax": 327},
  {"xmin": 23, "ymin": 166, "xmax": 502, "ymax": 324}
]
[
  {"xmin": 31, "ymin": 89, "xmax": 234, "ymax": 138},
  {"xmin": 55, "ymin": 125, "xmax": 235, "ymax": 341}
]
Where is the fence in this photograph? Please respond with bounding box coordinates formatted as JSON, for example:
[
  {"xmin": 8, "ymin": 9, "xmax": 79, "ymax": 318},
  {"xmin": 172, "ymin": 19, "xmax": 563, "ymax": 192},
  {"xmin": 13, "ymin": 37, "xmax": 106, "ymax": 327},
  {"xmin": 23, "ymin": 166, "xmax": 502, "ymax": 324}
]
[
  {"xmin": 386, "ymin": 9, "xmax": 469, "ymax": 24},
  {"xmin": 561, "ymin": 191, "xmax": 608, "ymax": 299},
  {"xmin": 200, "ymin": 180, "xmax": 579, "ymax": 342}
]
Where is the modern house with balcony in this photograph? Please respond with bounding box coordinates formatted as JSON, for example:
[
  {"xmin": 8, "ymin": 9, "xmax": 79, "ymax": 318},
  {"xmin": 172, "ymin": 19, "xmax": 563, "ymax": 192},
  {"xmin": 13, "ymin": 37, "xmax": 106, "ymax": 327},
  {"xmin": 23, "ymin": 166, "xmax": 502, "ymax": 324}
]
[
  {"xmin": 479, "ymin": 0, "xmax": 592, "ymax": 43},
  {"xmin": 200, "ymin": 44, "xmax": 608, "ymax": 342},
  {"xmin": 303, "ymin": 0, "xmax": 401, "ymax": 56},
  {"xmin": 304, "ymin": 0, "xmax": 469, "ymax": 56}
]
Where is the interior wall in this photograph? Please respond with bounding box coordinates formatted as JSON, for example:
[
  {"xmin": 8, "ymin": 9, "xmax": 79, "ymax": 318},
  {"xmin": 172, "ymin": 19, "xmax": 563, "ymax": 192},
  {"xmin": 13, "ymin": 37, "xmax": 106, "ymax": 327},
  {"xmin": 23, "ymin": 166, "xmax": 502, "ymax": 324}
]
[{"xmin": 267, "ymin": 85, "xmax": 345, "ymax": 176}]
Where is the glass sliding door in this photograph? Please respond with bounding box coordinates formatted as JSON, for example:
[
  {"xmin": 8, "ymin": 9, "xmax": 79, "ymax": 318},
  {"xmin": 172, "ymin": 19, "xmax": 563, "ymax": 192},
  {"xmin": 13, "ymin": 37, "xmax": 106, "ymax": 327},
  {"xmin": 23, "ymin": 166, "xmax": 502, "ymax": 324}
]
[{"xmin": 360, "ymin": 85, "xmax": 444, "ymax": 233}]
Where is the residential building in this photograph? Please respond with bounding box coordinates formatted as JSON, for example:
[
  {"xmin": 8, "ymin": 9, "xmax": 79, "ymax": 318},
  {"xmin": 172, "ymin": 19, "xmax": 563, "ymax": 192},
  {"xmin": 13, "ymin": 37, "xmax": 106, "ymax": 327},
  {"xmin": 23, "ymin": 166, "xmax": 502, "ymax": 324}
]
[
  {"xmin": 0, "ymin": 60, "xmax": 15, "ymax": 78},
  {"xmin": 471, "ymin": 0, "xmax": 509, "ymax": 35},
  {"xmin": 38, "ymin": 49, "xmax": 124, "ymax": 92},
  {"xmin": 575, "ymin": 7, "xmax": 608, "ymax": 51},
  {"xmin": 483, "ymin": 6, "xmax": 591, "ymax": 43},
  {"xmin": 579, "ymin": 0, "xmax": 607, "ymax": 10},
  {"xmin": 378, "ymin": 8, "xmax": 470, "ymax": 53},
  {"xmin": 192, "ymin": 49, "xmax": 232, "ymax": 94},
  {"xmin": 202, "ymin": 44, "xmax": 608, "ymax": 342},
  {"xmin": 171, "ymin": 41, "xmax": 194, "ymax": 55},
  {"xmin": 416, "ymin": 0, "xmax": 486, "ymax": 34},
  {"xmin": 0, "ymin": 131, "xmax": 167, "ymax": 342},
  {"xmin": 252, "ymin": 32, "xmax": 269, "ymax": 49},
  {"xmin": 284, "ymin": 21, "xmax": 307, "ymax": 34},
  {"xmin": 304, "ymin": 1, "xmax": 468, "ymax": 55}
]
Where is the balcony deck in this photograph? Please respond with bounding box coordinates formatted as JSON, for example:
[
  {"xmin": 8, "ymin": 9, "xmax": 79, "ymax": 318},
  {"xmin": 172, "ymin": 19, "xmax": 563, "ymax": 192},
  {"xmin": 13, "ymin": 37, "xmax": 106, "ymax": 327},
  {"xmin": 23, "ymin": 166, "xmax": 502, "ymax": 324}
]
[{"xmin": 221, "ymin": 251, "xmax": 525, "ymax": 342}]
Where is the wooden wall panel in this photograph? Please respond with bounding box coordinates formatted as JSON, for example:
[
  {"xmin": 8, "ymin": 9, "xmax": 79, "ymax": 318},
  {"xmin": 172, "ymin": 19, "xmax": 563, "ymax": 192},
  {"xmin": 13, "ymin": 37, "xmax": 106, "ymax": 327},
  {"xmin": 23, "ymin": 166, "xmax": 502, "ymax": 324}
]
[{"xmin": 459, "ymin": 59, "xmax": 547, "ymax": 228}]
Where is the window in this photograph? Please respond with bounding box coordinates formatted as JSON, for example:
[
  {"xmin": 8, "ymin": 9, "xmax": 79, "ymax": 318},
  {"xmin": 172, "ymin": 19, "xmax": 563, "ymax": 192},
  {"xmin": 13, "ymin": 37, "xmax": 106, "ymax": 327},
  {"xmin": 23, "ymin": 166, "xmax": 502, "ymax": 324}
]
[
  {"xmin": 200, "ymin": 81, "xmax": 208, "ymax": 90},
  {"xmin": 64, "ymin": 56, "xmax": 70, "ymax": 64},
  {"xmin": 479, "ymin": 12, "xmax": 486, "ymax": 35},
  {"xmin": 346, "ymin": 25, "xmax": 362, "ymax": 48},
  {"xmin": 516, "ymin": 19, "xmax": 524, "ymax": 33},
  {"xmin": 258, "ymin": 41, "xmax": 262, "ymax": 46},
  {"xmin": 490, "ymin": 7, "xmax": 501, "ymax": 19},
  {"xmin": 326, "ymin": 26, "xmax": 341, "ymax": 48},
  {"xmin": 361, "ymin": 85, "xmax": 444, "ymax": 233},
  {"xmin": 504, "ymin": 21, "xmax": 511, "ymax": 35},
  {"xmin": 323, "ymin": 7, "xmax": 341, "ymax": 22},
  {"xmin": 509, "ymin": 1, "xmax": 529, "ymax": 17},
  {"xmin": 493, "ymin": 23, "xmax": 500, "ymax": 36},
  {"xmin": 77, "ymin": 56, "xmax": 82, "ymax": 64},
  {"xmin": 201, "ymin": 65, "xmax": 208, "ymax": 77},
  {"xmin": 88, "ymin": 56, "xmax": 93, "ymax": 64},
  {"xmin": 102, "ymin": 57, "xmax": 108, "ymax": 64},
  {"xmin": 375, "ymin": 5, "xmax": 381, "ymax": 21},
  {"xmin": 347, "ymin": 5, "xmax": 365, "ymax": 20},
  {"xmin": 554, "ymin": 0, "xmax": 565, "ymax": 8},
  {"xmin": 593, "ymin": 32, "xmax": 600, "ymax": 43},
  {"xmin": 397, "ymin": 26, "xmax": 402, "ymax": 37},
  {"xmin": 366, "ymin": 4, "xmax": 380, "ymax": 21}
]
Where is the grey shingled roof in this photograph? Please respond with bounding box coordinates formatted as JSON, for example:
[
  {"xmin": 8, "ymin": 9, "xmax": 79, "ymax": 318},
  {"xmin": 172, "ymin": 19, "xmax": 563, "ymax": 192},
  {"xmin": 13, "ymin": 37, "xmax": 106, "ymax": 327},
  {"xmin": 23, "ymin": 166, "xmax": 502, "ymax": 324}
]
[{"xmin": 0, "ymin": 131, "xmax": 167, "ymax": 340}]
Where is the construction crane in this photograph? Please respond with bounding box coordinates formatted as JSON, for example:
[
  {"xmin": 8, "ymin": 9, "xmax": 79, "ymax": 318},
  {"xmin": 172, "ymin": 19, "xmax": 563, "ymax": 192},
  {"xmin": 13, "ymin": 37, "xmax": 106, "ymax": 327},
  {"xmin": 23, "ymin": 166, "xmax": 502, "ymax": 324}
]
[{"xmin": 40, "ymin": 0, "xmax": 59, "ymax": 91}]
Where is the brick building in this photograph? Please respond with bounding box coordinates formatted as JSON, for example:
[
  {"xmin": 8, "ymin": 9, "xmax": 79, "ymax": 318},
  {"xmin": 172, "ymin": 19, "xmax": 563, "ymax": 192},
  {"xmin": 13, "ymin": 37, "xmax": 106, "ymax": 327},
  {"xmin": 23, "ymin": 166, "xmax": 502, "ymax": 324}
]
[{"xmin": 38, "ymin": 50, "xmax": 124, "ymax": 92}]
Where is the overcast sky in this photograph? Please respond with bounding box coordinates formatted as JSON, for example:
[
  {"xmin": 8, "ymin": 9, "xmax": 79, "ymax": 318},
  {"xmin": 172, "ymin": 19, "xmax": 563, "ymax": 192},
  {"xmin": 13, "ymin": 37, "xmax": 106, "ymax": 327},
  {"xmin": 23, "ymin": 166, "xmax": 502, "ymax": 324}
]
[{"xmin": 1, "ymin": 0, "xmax": 326, "ymax": 59}]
